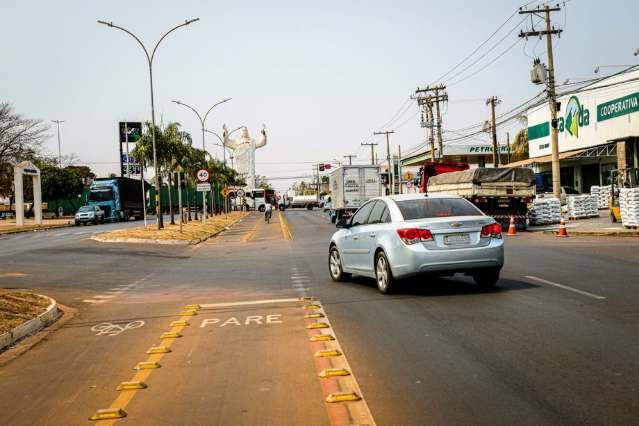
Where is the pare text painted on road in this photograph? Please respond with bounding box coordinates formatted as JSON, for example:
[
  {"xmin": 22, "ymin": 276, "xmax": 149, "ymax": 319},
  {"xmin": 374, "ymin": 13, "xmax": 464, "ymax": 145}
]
[{"xmin": 200, "ymin": 314, "xmax": 283, "ymax": 328}]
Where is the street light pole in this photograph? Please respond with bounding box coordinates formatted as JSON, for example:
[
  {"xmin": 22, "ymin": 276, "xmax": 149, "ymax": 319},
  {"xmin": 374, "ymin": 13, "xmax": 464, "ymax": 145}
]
[
  {"xmin": 51, "ymin": 120, "xmax": 64, "ymax": 168},
  {"xmin": 98, "ymin": 18, "xmax": 200, "ymax": 230}
]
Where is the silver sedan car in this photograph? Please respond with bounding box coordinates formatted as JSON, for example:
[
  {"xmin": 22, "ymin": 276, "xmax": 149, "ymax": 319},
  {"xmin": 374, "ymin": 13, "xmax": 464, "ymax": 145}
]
[{"xmin": 328, "ymin": 194, "xmax": 504, "ymax": 293}]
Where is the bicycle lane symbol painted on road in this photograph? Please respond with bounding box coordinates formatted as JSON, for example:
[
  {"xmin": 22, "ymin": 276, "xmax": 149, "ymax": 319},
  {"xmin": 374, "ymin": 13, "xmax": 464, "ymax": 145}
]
[{"xmin": 90, "ymin": 320, "xmax": 145, "ymax": 336}]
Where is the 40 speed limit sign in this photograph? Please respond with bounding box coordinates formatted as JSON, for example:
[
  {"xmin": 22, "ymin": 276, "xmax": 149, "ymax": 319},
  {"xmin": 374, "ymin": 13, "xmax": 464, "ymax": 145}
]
[{"xmin": 196, "ymin": 169, "xmax": 209, "ymax": 182}]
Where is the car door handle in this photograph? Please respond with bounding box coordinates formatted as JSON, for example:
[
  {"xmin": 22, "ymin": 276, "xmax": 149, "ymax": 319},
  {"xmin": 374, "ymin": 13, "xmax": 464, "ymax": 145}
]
[{"xmin": 369, "ymin": 233, "xmax": 376, "ymax": 238}]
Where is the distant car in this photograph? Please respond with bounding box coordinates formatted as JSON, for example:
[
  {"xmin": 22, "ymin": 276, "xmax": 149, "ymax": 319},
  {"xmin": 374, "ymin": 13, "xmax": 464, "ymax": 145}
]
[
  {"xmin": 75, "ymin": 205, "xmax": 105, "ymax": 226},
  {"xmin": 328, "ymin": 194, "xmax": 504, "ymax": 294}
]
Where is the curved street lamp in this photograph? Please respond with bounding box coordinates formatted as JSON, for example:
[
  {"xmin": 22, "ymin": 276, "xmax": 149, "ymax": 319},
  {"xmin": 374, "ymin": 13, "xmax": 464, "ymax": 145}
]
[
  {"xmin": 172, "ymin": 98, "xmax": 232, "ymax": 153},
  {"xmin": 97, "ymin": 18, "xmax": 200, "ymax": 230}
]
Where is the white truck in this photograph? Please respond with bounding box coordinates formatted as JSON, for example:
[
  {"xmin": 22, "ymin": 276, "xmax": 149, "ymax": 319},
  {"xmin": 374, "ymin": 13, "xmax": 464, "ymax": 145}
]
[{"xmin": 328, "ymin": 165, "xmax": 383, "ymax": 223}]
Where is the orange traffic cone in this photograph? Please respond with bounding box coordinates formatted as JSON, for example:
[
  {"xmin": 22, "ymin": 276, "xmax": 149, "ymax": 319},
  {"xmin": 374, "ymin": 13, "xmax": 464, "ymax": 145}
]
[
  {"xmin": 507, "ymin": 216, "xmax": 518, "ymax": 236},
  {"xmin": 557, "ymin": 217, "xmax": 568, "ymax": 237}
]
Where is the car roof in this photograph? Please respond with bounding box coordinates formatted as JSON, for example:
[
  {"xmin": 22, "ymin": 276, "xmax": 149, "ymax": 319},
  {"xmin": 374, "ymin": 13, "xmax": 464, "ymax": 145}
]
[{"xmin": 373, "ymin": 193, "xmax": 463, "ymax": 202}]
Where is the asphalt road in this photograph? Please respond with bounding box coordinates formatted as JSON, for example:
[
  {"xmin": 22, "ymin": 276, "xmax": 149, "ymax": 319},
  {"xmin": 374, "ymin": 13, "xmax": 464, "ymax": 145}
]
[{"xmin": 1, "ymin": 209, "xmax": 638, "ymax": 425}]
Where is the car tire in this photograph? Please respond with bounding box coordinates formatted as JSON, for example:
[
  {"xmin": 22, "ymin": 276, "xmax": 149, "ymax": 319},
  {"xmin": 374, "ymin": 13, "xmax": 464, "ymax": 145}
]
[
  {"xmin": 375, "ymin": 251, "xmax": 396, "ymax": 294},
  {"xmin": 328, "ymin": 246, "xmax": 350, "ymax": 282},
  {"xmin": 473, "ymin": 268, "xmax": 501, "ymax": 288}
]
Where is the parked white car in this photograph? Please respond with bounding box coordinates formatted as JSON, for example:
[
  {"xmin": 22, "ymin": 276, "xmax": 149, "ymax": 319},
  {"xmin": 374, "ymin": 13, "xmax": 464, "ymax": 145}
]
[{"xmin": 328, "ymin": 194, "xmax": 504, "ymax": 293}]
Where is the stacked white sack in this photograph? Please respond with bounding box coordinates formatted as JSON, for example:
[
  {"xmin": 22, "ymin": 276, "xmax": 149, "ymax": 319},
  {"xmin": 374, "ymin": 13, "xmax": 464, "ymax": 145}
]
[
  {"xmin": 590, "ymin": 185, "xmax": 611, "ymax": 209},
  {"xmin": 530, "ymin": 197, "xmax": 561, "ymax": 225},
  {"xmin": 567, "ymin": 195, "xmax": 599, "ymax": 219},
  {"xmin": 619, "ymin": 188, "xmax": 639, "ymax": 227}
]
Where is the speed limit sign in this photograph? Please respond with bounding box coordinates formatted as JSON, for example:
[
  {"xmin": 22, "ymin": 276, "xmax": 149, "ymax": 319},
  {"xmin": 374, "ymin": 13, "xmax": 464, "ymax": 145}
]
[{"xmin": 196, "ymin": 169, "xmax": 209, "ymax": 182}]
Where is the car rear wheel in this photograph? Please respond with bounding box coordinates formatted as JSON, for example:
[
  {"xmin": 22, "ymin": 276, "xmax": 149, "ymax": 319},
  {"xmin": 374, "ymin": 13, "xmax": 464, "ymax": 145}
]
[
  {"xmin": 375, "ymin": 252, "xmax": 396, "ymax": 294},
  {"xmin": 328, "ymin": 247, "xmax": 350, "ymax": 282},
  {"xmin": 473, "ymin": 268, "xmax": 501, "ymax": 288}
]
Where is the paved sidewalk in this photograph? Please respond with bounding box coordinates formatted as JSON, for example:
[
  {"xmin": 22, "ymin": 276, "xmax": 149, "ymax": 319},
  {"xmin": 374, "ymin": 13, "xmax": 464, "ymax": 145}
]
[
  {"xmin": 529, "ymin": 211, "xmax": 639, "ymax": 237},
  {"xmin": 0, "ymin": 218, "xmax": 73, "ymax": 235}
]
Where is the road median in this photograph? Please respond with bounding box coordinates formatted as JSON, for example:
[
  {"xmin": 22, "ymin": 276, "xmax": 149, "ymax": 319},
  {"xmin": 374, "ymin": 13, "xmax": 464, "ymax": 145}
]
[
  {"xmin": 91, "ymin": 211, "xmax": 248, "ymax": 245},
  {"xmin": 0, "ymin": 291, "xmax": 60, "ymax": 352}
]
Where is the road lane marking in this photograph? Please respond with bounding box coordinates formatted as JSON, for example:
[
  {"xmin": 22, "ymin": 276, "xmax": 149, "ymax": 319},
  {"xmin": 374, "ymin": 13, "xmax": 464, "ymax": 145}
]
[
  {"xmin": 199, "ymin": 314, "xmax": 284, "ymax": 328},
  {"xmin": 278, "ymin": 210, "xmax": 293, "ymax": 240},
  {"xmin": 90, "ymin": 305, "xmax": 197, "ymax": 424},
  {"xmin": 83, "ymin": 299, "xmax": 107, "ymax": 304},
  {"xmin": 91, "ymin": 321, "xmax": 145, "ymax": 337},
  {"xmin": 304, "ymin": 300, "xmax": 376, "ymax": 426},
  {"xmin": 199, "ymin": 298, "xmax": 301, "ymax": 309},
  {"xmin": 524, "ymin": 275, "xmax": 607, "ymax": 300}
]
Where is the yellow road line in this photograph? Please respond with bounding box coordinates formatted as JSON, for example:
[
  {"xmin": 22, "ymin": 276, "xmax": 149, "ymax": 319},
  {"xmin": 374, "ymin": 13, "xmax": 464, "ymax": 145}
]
[
  {"xmin": 278, "ymin": 211, "xmax": 293, "ymax": 241},
  {"xmin": 92, "ymin": 310, "xmax": 193, "ymax": 425}
]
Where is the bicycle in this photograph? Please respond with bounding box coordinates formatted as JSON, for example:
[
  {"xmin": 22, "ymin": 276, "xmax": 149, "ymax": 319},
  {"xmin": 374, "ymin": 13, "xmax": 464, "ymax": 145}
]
[{"xmin": 265, "ymin": 210, "xmax": 272, "ymax": 224}]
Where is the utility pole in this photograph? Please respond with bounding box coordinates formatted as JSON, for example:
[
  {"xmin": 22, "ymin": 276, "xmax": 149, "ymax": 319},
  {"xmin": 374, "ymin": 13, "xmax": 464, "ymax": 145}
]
[
  {"xmin": 414, "ymin": 85, "xmax": 447, "ymax": 161},
  {"xmin": 374, "ymin": 130, "xmax": 395, "ymax": 194},
  {"xmin": 343, "ymin": 154, "xmax": 356, "ymax": 165},
  {"xmin": 486, "ymin": 96, "xmax": 501, "ymax": 167},
  {"xmin": 51, "ymin": 120, "xmax": 65, "ymax": 168},
  {"xmin": 506, "ymin": 131, "xmax": 511, "ymax": 164},
  {"xmin": 398, "ymin": 145, "xmax": 403, "ymax": 194},
  {"xmin": 519, "ymin": 4, "xmax": 562, "ymax": 198},
  {"xmin": 361, "ymin": 141, "xmax": 378, "ymax": 165}
]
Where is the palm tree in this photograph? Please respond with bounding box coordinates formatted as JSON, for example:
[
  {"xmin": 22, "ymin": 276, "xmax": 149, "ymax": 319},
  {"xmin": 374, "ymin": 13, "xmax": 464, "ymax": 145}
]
[{"xmin": 511, "ymin": 128, "xmax": 529, "ymax": 161}]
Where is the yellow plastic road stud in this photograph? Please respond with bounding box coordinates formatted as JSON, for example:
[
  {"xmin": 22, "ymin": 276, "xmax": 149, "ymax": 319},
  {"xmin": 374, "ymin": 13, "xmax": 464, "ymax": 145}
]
[
  {"xmin": 184, "ymin": 304, "xmax": 201, "ymax": 310},
  {"xmin": 160, "ymin": 331, "xmax": 183, "ymax": 339},
  {"xmin": 179, "ymin": 310, "xmax": 198, "ymax": 316},
  {"xmin": 304, "ymin": 304, "xmax": 322, "ymax": 310},
  {"xmin": 310, "ymin": 334, "xmax": 335, "ymax": 342},
  {"xmin": 325, "ymin": 392, "xmax": 361, "ymax": 403},
  {"xmin": 146, "ymin": 346, "xmax": 172, "ymax": 354},
  {"xmin": 301, "ymin": 296, "xmax": 314, "ymax": 301},
  {"xmin": 170, "ymin": 320, "xmax": 190, "ymax": 327},
  {"xmin": 134, "ymin": 361, "xmax": 161, "ymax": 370},
  {"xmin": 116, "ymin": 381, "xmax": 147, "ymax": 391},
  {"xmin": 304, "ymin": 312, "xmax": 325, "ymax": 319},
  {"xmin": 314, "ymin": 349, "xmax": 342, "ymax": 358},
  {"xmin": 89, "ymin": 408, "xmax": 127, "ymax": 421},
  {"xmin": 319, "ymin": 368, "xmax": 351, "ymax": 378},
  {"xmin": 307, "ymin": 322, "xmax": 330, "ymax": 329}
]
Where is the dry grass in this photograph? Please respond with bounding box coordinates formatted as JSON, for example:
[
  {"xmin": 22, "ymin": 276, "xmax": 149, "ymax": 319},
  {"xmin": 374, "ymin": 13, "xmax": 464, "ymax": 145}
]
[
  {"xmin": 97, "ymin": 211, "xmax": 248, "ymax": 242},
  {"xmin": 0, "ymin": 290, "xmax": 50, "ymax": 334}
]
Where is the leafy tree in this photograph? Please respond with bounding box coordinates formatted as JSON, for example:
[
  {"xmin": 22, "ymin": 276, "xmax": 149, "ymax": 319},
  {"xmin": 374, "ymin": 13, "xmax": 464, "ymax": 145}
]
[{"xmin": 38, "ymin": 160, "xmax": 85, "ymax": 216}]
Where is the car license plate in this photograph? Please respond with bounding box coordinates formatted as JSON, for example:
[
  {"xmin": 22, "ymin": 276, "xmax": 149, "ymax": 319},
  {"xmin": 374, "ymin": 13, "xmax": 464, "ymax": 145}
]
[{"xmin": 444, "ymin": 233, "xmax": 470, "ymax": 245}]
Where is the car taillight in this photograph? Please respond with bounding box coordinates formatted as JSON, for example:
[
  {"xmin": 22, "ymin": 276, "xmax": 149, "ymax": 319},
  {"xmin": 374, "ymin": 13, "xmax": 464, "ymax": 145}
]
[
  {"xmin": 481, "ymin": 223, "xmax": 502, "ymax": 239},
  {"xmin": 397, "ymin": 228, "xmax": 433, "ymax": 245}
]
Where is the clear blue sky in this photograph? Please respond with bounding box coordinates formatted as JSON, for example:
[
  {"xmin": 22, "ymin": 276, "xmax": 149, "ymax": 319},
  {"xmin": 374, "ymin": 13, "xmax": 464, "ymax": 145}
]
[{"xmin": 2, "ymin": 0, "xmax": 637, "ymax": 190}]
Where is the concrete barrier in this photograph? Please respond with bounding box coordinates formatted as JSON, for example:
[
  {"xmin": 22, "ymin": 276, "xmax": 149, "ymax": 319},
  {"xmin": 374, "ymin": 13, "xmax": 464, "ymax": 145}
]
[{"xmin": 0, "ymin": 296, "xmax": 60, "ymax": 352}]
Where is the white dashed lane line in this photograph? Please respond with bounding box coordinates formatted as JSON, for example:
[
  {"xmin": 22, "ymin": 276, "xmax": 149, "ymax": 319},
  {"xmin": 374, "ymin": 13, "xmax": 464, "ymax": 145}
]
[{"xmin": 524, "ymin": 275, "xmax": 606, "ymax": 300}]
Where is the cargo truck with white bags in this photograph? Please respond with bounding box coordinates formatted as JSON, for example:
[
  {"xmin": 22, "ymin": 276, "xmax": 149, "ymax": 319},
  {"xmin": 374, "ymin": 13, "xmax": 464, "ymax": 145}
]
[{"xmin": 328, "ymin": 165, "xmax": 383, "ymax": 223}]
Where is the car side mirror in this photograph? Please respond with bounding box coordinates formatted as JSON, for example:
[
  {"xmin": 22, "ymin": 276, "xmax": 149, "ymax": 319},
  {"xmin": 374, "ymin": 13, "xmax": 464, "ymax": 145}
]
[{"xmin": 336, "ymin": 218, "xmax": 351, "ymax": 229}]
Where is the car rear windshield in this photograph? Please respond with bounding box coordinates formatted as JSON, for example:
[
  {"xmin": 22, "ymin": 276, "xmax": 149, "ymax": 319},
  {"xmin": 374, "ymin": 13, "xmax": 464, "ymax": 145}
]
[{"xmin": 396, "ymin": 198, "xmax": 483, "ymax": 220}]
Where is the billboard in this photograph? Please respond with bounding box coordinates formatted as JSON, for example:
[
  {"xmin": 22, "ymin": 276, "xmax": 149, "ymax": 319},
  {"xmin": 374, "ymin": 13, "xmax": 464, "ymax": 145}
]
[
  {"xmin": 119, "ymin": 122, "xmax": 142, "ymax": 143},
  {"xmin": 119, "ymin": 122, "xmax": 143, "ymax": 177}
]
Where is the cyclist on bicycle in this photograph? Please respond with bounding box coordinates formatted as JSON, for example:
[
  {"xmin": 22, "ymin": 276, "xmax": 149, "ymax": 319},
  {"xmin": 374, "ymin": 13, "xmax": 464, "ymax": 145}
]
[{"xmin": 264, "ymin": 199, "xmax": 273, "ymax": 223}]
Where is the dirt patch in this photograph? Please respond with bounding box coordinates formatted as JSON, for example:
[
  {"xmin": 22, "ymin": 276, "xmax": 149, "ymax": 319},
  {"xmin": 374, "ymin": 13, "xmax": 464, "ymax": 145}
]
[
  {"xmin": 0, "ymin": 290, "xmax": 50, "ymax": 334},
  {"xmin": 95, "ymin": 212, "xmax": 248, "ymax": 242}
]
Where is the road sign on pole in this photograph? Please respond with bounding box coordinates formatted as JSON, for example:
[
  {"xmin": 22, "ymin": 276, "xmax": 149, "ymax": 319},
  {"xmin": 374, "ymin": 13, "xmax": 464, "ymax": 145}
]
[
  {"xmin": 197, "ymin": 169, "xmax": 209, "ymax": 182},
  {"xmin": 197, "ymin": 183, "xmax": 211, "ymax": 192}
]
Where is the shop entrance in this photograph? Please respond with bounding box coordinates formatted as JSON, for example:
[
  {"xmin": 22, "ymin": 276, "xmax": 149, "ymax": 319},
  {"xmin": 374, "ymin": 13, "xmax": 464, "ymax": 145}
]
[{"xmin": 581, "ymin": 163, "xmax": 600, "ymax": 192}]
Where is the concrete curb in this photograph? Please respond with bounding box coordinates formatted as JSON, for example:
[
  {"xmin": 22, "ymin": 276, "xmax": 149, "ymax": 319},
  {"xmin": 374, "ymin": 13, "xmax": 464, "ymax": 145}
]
[
  {"xmin": 542, "ymin": 230, "xmax": 639, "ymax": 237},
  {"xmin": 0, "ymin": 295, "xmax": 60, "ymax": 352},
  {"xmin": 0, "ymin": 222, "xmax": 73, "ymax": 236}
]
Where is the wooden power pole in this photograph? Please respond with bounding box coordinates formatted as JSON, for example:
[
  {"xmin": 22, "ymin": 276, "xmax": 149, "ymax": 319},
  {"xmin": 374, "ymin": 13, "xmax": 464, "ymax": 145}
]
[
  {"xmin": 360, "ymin": 141, "xmax": 378, "ymax": 165},
  {"xmin": 374, "ymin": 130, "xmax": 395, "ymax": 194},
  {"xmin": 414, "ymin": 85, "xmax": 447, "ymax": 161},
  {"xmin": 519, "ymin": 4, "xmax": 562, "ymax": 198},
  {"xmin": 486, "ymin": 96, "xmax": 501, "ymax": 167},
  {"xmin": 343, "ymin": 154, "xmax": 356, "ymax": 165}
]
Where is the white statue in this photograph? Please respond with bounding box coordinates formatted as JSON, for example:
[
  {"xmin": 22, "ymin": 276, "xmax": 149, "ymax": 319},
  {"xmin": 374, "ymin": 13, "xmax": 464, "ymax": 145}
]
[{"xmin": 223, "ymin": 124, "xmax": 267, "ymax": 189}]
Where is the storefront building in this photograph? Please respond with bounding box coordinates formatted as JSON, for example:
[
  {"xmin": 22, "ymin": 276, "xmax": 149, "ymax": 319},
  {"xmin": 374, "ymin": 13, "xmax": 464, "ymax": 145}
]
[{"xmin": 510, "ymin": 67, "xmax": 639, "ymax": 192}]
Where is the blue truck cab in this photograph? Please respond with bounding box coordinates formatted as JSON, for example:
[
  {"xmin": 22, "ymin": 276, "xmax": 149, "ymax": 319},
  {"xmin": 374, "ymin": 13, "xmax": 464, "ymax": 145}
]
[{"xmin": 87, "ymin": 177, "xmax": 146, "ymax": 222}]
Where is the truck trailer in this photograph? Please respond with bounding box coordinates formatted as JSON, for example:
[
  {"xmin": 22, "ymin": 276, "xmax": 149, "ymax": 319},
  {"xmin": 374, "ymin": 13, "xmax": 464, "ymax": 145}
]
[
  {"xmin": 328, "ymin": 165, "xmax": 383, "ymax": 223},
  {"xmin": 87, "ymin": 177, "xmax": 147, "ymax": 222},
  {"xmin": 427, "ymin": 167, "xmax": 536, "ymax": 229}
]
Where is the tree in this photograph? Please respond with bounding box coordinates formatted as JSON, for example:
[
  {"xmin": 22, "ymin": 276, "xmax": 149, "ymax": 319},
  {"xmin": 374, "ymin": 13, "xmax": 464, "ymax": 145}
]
[
  {"xmin": 38, "ymin": 160, "xmax": 85, "ymax": 216},
  {"xmin": 511, "ymin": 128, "xmax": 529, "ymax": 161},
  {"xmin": 0, "ymin": 103, "xmax": 48, "ymax": 198}
]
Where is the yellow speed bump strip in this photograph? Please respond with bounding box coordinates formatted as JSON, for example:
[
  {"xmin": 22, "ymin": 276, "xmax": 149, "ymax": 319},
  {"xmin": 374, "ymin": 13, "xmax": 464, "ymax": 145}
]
[
  {"xmin": 89, "ymin": 408, "xmax": 126, "ymax": 421},
  {"xmin": 319, "ymin": 368, "xmax": 350, "ymax": 378},
  {"xmin": 160, "ymin": 331, "xmax": 183, "ymax": 339},
  {"xmin": 307, "ymin": 322, "xmax": 330, "ymax": 329},
  {"xmin": 146, "ymin": 346, "xmax": 171, "ymax": 354},
  {"xmin": 326, "ymin": 392, "xmax": 362, "ymax": 403},
  {"xmin": 184, "ymin": 304, "xmax": 200, "ymax": 310},
  {"xmin": 178, "ymin": 310, "xmax": 198, "ymax": 316},
  {"xmin": 116, "ymin": 381, "xmax": 147, "ymax": 391},
  {"xmin": 304, "ymin": 304, "xmax": 322, "ymax": 310},
  {"xmin": 170, "ymin": 320, "xmax": 190, "ymax": 327},
  {"xmin": 314, "ymin": 349, "xmax": 342, "ymax": 357},
  {"xmin": 304, "ymin": 312, "xmax": 325, "ymax": 319},
  {"xmin": 134, "ymin": 361, "xmax": 161, "ymax": 370},
  {"xmin": 310, "ymin": 334, "xmax": 335, "ymax": 342}
]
